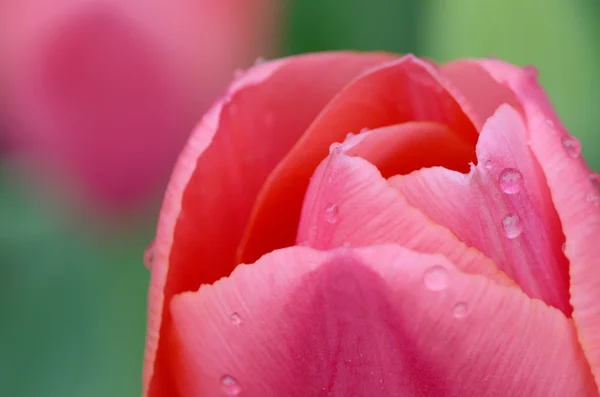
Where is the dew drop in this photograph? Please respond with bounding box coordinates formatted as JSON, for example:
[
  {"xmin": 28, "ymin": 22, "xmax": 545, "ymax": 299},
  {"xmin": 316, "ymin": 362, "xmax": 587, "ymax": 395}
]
[
  {"xmin": 523, "ymin": 65, "xmax": 538, "ymax": 78},
  {"xmin": 360, "ymin": 127, "xmax": 370, "ymax": 133},
  {"xmin": 545, "ymin": 119, "xmax": 555, "ymax": 128},
  {"xmin": 345, "ymin": 132, "xmax": 355, "ymax": 140},
  {"xmin": 498, "ymin": 168, "xmax": 523, "ymax": 194},
  {"xmin": 589, "ymin": 172, "xmax": 600, "ymax": 186},
  {"xmin": 452, "ymin": 302, "xmax": 468, "ymax": 319},
  {"xmin": 254, "ymin": 56, "xmax": 266, "ymax": 65},
  {"xmin": 329, "ymin": 142, "xmax": 343, "ymax": 156},
  {"xmin": 220, "ymin": 375, "xmax": 242, "ymax": 395},
  {"xmin": 502, "ymin": 214, "xmax": 523, "ymax": 239},
  {"xmin": 324, "ymin": 203, "xmax": 339, "ymax": 224},
  {"xmin": 586, "ymin": 192, "xmax": 600, "ymax": 207},
  {"xmin": 230, "ymin": 312, "xmax": 241, "ymax": 325},
  {"xmin": 143, "ymin": 243, "xmax": 155, "ymax": 270},
  {"xmin": 483, "ymin": 160, "xmax": 494, "ymax": 170},
  {"xmin": 561, "ymin": 242, "xmax": 567, "ymax": 253},
  {"xmin": 423, "ymin": 265, "xmax": 448, "ymax": 291},
  {"xmin": 233, "ymin": 68, "xmax": 245, "ymax": 80},
  {"xmin": 561, "ymin": 136, "xmax": 581, "ymax": 158}
]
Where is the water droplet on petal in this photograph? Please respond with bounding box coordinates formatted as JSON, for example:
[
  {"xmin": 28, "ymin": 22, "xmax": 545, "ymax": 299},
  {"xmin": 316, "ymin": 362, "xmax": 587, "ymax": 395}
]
[
  {"xmin": 233, "ymin": 68, "xmax": 245, "ymax": 80},
  {"xmin": 452, "ymin": 302, "xmax": 468, "ymax": 319},
  {"xmin": 502, "ymin": 214, "xmax": 523, "ymax": 239},
  {"xmin": 360, "ymin": 127, "xmax": 370, "ymax": 133},
  {"xmin": 254, "ymin": 56, "xmax": 266, "ymax": 65},
  {"xmin": 524, "ymin": 65, "xmax": 538, "ymax": 78},
  {"xmin": 589, "ymin": 172, "xmax": 600, "ymax": 186},
  {"xmin": 586, "ymin": 192, "xmax": 600, "ymax": 207},
  {"xmin": 143, "ymin": 242, "xmax": 155, "ymax": 270},
  {"xmin": 561, "ymin": 242, "xmax": 567, "ymax": 253},
  {"xmin": 230, "ymin": 312, "xmax": 241, "ymax": 325},
  {"xmin": 423, "ymin": 265, "xmax": 448, "ymax": 291},
  {"xmin": 561, "ymin": 136, "xmax": 581, "ymax": 158},
  {"xmin": 345, "ymin": 132, "xmax": 355, "ymax": 140},
  {"xmin": 329, "ymin": 142, "xmax": 343, "ymax": 156},
  {"xmin": 483, "ymin": 160, "xmax": 494, "ymax": 170},
  {"xmin": 324, "ymin": 203, "xmax": 339, "ymax": 224},
  {"xmin": 545, "ymin": 119, "xmax": 555, "ymax": 128},
  {"xmin": 498, "ymin": 168, "xmax": 523, "ymax": 194},
  {"xmin": 221, "ymin": 375, "xmax": 242, "ymax": 395}
]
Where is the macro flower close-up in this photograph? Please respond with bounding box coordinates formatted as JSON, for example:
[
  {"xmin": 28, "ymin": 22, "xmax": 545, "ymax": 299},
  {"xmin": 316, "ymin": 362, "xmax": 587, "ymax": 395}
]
[
  {"xmin": 2, "ymin": 2, "xmax": 599, "ymax": 397},
  {"xmin": 142, "ymin": 52, "xmax": 600, "ymax": 396}
]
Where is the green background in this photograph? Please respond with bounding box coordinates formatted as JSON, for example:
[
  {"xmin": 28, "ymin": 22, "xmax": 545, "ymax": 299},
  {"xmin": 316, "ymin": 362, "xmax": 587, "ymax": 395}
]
[{"xmin": 1, "ymin": 1, "xmax": 598, "ymax": 396}]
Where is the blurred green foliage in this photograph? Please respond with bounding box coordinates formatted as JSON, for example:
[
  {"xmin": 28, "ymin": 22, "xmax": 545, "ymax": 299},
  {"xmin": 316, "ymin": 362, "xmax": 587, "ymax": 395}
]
[{"xmin": 1, "ymin": 1, "xmax": 598, "ymax": 396}]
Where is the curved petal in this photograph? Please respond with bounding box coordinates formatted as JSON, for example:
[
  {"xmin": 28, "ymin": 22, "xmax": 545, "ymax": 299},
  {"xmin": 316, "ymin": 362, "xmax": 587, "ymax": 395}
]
[
  {"xmin": 143, "ymin": 51, "xmax": 396, "ymax": 396},
  {"xmin": 458, "ymin": 58, "xmax": 600, "ymax": 389},
  {"xmin": 238, "ymin": 55, "xmax": 479, "ymax": 265},
  {"xmin": 388, "ymin": 104, "xmax": 571, "ymax": 315},
  {"xmin": 170, "ymin": 245, "xmax": 597, "ymax": 397},
  {"xmin": 296, "ymin": 148, "xmax": 511, "ymax": 287},
  {"xmin": 342, "ymin": 121, "xmax": 475, "ymax": 176},
  {"xmin": 441, "ymin": 61, "xmax": 522, "ymax": 123}
]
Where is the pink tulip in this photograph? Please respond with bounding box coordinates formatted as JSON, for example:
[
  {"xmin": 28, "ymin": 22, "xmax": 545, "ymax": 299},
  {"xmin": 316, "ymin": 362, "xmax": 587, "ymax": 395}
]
[
  {"xmin": 142, "ymin": 52, "xmax": 600, "ymax": 396},
  {"xmin": 0, "ymin": 0, "xmax": 277, "ymax": 211}
]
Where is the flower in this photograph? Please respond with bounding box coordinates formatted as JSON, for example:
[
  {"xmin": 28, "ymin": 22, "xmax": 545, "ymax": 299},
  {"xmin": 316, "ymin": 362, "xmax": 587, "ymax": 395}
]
[
  {"xmin": 0, "ymin": 0, "xmax": 277, "ymax": 212},
  {"xmin": 142, "ymin": 52, "xmax": 600, "ymax": 396}
]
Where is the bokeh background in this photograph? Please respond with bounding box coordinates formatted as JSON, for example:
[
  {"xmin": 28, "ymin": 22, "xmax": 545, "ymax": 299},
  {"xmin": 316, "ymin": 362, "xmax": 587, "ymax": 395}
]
[{"xmin": 1, "ymin": 0, "xmax": 598, "ymax": 396}]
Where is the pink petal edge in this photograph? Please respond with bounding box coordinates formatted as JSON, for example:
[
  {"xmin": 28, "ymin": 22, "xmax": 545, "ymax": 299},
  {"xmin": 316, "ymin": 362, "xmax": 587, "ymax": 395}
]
[
  {"xmin": 237, "ymin": 54, "xmax": 480, "ymax": 266},
  {"xmin": 388, "ymin": 104, "xmax": 571, "ymax": 314},
  {"xmin": 450, "ymin": 58, "xmax": 600, "ymax": 390},
  {"xmin": 170, "ymin": 244, "xmax": 597, "ymax": 397},
  {"xmin": 143, "ymin": 51, "xmax": 397, "ymax": 396},
  {"xmin": 296, "ymin": 147, "xmax": 512, "ymax": 287}
]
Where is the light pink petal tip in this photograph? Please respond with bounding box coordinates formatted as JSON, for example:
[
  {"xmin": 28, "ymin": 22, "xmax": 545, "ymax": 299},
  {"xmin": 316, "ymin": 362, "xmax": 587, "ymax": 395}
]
[
  {"xmin": 446, "ymin": 59, "xmax": 600, "ymax": 390},
  {"xmin": 389, "ymin": 104, "xmax": 571, "ymax": 315},
  {"xmin": 170, "ymin": 245, "xmax": 597, "ymax": 397},
  {"xmin": 296, "ymin": 147, "xmax": 511, "ymax": 287}
]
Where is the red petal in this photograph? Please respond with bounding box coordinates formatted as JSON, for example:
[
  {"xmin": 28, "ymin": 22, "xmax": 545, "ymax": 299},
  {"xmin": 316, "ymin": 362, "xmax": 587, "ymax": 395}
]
[
  {"xmin": 143, "ymin": 51, "xmax": 396, "ymax": 396},
  {"xmin": 455, "ymin": 58, "xmax": 600, "ymax": 391},
  {"xmin": 342, "ymin": 121, "xmax": 476, "ymax": 176},
  {"xmin": 238, "ymin": 55, "xmax": 479, "ymax": 265},
  {"xmin": 170, "ymin": 245, "xmax": 597, "ymax": 396},
  {"xmin": 389, "ymin": 105, "xmax": 571, "ymax": 315}
]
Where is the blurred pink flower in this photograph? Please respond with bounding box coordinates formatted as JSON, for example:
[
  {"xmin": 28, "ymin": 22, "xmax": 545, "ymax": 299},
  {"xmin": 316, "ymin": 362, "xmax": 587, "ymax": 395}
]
[{"xmin": 0, "ymin": 0, "xmax": 278, "ymax": 212}]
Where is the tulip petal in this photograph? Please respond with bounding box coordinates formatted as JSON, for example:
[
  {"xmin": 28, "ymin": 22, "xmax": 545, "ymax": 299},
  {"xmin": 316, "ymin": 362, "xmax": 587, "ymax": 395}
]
[
  {"xmin": 388, "ymin": 104, "xmax": 571, "ymax": 314},
  {"xmin": 143, "ymin": 51, "xmax": 396, "ymax": 396},
  {"xmin": 341, "ymin": 121, "xmax": 476, "ymax": 176},
  {"xmin": 441, "ymin": 61, "xmax": 523, "ymax": 123},
  {"xmin": 238, "ymin": 54, "xmax": 479, "ymax": 265},
  {"xmin": 296, "ymin": 147, "xmax": 511, "ymax": 287},
  {"xmin": 170, "ymin": 244, "xmax": 597, "ymax": 397},
  {"xmin": 454, "ymin": 59, "xmax": 600, "ymax": 390}
]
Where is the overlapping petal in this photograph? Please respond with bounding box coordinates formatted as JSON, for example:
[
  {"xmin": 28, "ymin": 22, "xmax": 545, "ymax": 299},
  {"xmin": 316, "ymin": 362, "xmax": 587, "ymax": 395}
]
[
  {"xmin": 237, "ymin": 55, "xmax": 479, "ymax": 265},
  {"xmin": 443, "ymin": 59, "xmax": 600, "ymax": 390},
  {"xmin": 170, "ymin": 245, "xmax": 597, "ymax": 396},
  {"xmin": 143, "ymin": 52, "xmax": 397, "ymax": 396},
  {"xmin": 388, "ymin": 104, "xmax": 571, "ymax": 314},
  {"xmin": 296, "ymin": 148, "xmax": 511, "ymax": 286}
]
